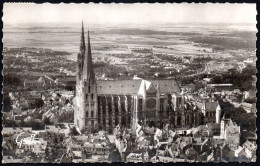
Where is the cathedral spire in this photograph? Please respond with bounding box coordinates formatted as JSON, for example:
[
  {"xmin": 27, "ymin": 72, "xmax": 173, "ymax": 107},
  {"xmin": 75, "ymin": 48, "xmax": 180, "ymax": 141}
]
[
  {"xmin": 87, "ymin": 30, "xmax": 92, "ymax": 61},
  {"xmin": 80, "ymin": 21, "xmax": 86, "ymax": 52},
  {"xmin": 82, "ymin": 29, "xmax": 95, "ymax": 81}
]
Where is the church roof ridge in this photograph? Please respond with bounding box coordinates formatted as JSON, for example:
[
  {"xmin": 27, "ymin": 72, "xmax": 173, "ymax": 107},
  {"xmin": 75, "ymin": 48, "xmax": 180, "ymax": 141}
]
[{"xmin": 96, "ymin": 79, "xmax": 180, "ymax": 95}]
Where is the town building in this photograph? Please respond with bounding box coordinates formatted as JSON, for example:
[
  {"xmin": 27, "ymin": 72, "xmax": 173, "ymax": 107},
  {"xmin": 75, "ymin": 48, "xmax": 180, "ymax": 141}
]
[
  {"xmin": 126, "ymin": 152, "xmax": 144, "ymax": 162},
  {"xmin": 243, "ymin": 140, "xmax": 256, "ymax": 159},
  {"xmin": 2, "ymin": 127, "xmax": 32, "ymax": 136},
  {"xmin": 240, "ymin": 102, "xmax": 256, "ymax": 114},
  {"xmin": 2, "ymin": 156, "xmax": 23, "ymax": 163},
  {"xmin": 128, "ymin": 46, "xmax": 153, "ymax": 57},
  {"xmin": 200, "ymin": 101, "xmax": 222, "ymax": 124},
  {"xmin": 220, "ymin": 116, "xmax": 240, "ymax": 150},
  {"xmin": 24, "ymin": 75, "xmax": 59, "ymax": 89},
  {"xmin": 207, "ymin": 84, "xmax": 234, "ymax": 91},
  {"xmin": 45, "ymin": 123, "xmax": 74, "ymax": 137}
]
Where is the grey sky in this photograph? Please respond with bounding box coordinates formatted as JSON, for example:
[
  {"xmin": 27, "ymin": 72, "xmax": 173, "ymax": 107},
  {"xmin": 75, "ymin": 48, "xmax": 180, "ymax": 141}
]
[{"xmin": 3, "ymin": 3, "xmax": 256, "ymax": 25}]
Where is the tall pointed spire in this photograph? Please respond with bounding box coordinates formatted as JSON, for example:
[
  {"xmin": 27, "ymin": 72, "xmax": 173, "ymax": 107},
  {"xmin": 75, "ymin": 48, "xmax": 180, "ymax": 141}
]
[
  {"xmin": 75, "ymin": 22, "xmax": 97, "ymax": 133},
  {"xmin": 82, "ymin": 29, "xmax": 95, "ymax": 81},
  {"xmin": 77, "ymin": 21, "xmax": 86, "ymax": 80},
  {"xmin": 80, "ymin": 21, "xmax": 86, "ymax": 52}
]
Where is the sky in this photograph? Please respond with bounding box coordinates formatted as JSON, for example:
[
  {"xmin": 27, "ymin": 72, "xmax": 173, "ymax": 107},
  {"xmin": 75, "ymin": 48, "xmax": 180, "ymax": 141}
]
[{"xmin": 3, "ymin": 3, "xmax": 256, "ymax": 25}]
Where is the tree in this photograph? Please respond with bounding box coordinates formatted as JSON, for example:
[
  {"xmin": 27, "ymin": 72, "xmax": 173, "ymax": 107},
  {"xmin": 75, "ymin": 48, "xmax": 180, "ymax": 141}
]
[
  {"xmin": 3, "ymin": 94, "xmax": 12, "ymax": 112},
  {"xmin": 35, "ymin": 98, "xmax": 44, "ymax": 108},
  {"xmin": 3, "ymin": 118, "xmax": 16, "ymax": 127},
  {"xmin": 29, "ymin": 98, "xmax": 44, "ymax": 108},
  {"xmin": 58, "ymin": 111, "xmax": 74, "ymax": 123},
  {"xmin": 43, "ymin": 117, "xmax": 52, "ymax": 125},
  {"xmin": 242, "ymin": 65, "xmax": 256, "ymax": 76},
  {"xmin": 108, "ymin": 146, "xmax": 122, "ymax": 162},
  {"xmin": 69, "ymin": 126, "xmax": 79, "ymax": 136},
  {"xmin": 194, "ymin": 81, "xmax": 204, "ymax": 91},
  {"xmin": 244, "ymin": 98, "xmax": 257, "ymax": 104},
  {"xmin": 64, "ymin": 85, "xmax": 74, "ymax": 91},
  {"xmin": 24, "ymin": 120, "xmax": 45, "ymax": 130},
  {"xmin": 3, "ymin": 73, "xmax": 22, "ymax": 86},
  {"xmin": 221, "ymin": 105, "xmax": 256, "ymax": 132},
  {"xmin": 210, "ymin": 67, "xmax": 255, "ymax": 91}
]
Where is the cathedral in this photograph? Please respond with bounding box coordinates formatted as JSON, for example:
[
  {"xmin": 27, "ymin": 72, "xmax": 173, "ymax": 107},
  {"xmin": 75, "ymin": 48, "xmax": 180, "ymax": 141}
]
[{"xmin": 74, "ymin": 23, "xmax": 202, "ymax": 134}]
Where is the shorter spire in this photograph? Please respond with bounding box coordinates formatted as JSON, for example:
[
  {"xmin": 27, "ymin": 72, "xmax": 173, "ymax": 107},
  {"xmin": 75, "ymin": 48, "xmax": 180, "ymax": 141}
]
[{"xmin": 87, "ymin": 30, "xmax": 91, "ymax": 48}]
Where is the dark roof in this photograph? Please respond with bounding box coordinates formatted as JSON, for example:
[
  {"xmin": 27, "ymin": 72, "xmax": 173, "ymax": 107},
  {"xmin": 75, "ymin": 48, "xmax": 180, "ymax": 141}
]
[
  {"xmin": 196, "ymin": 102, "xmax": 204, "ymax": 110},
  {"xmin": 224, "ymin": 119, "xmax": 235, "ymax": 126},
  {"xmin": 14, "ymin": 115, "xmax": 24, "ymax": 121},
  {"xmin": 243, "ymin": 140, "xmax": 256, "ymax": 151},
  {"xmin": 206, "ymin": 123, "xmax": 220, "ymax": 130},
  {"xmin": 211, "ymin": 138, "xmax": 225, "ymax": 145},
  {"xmin": 97, "ymin": 80, "xmax": 141, "ymax": 95},
  {"xmin": 96, "ymin": 79, "xmax": 180, "ymax": 95},
  {"xmin": 158, "ymin": 143, "xmax": 167, "ymax": 150},
  {"xmin": 194, "ymin": 125, "xmax": 209, "ymax": 133},
  {"xmin": 56, "ymin": 123, "xmax": 66, "ymax": 129}
]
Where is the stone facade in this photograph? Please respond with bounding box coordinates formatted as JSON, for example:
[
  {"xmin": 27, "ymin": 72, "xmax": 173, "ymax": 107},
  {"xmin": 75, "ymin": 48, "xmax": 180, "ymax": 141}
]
[
  {"xmin": 74, "ymin": 24, "xmax": 202, "ymax": 133},
  {"xmin": 220, "ymin": 117, "xmax": 240, "ymax": 150}
]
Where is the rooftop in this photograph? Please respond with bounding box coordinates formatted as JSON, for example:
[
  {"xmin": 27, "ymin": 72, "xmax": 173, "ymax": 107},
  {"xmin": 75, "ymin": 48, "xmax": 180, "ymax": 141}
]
[{"xmin": 96, "ymin": 79, "xmax": 180, "ymax": 95}]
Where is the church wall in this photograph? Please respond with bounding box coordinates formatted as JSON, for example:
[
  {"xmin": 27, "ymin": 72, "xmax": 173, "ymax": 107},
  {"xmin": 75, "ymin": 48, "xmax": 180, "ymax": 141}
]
[
  {"xmin": 74, "ymin": 25, "xmax": 216, "ymax": 134},
  {"xmin": 82, "ymin": 90, "xmax": 210, "ymax": 133},
  {"xmin": 97, "ymin": 95, "xmax": 135, "ymax": 133}
]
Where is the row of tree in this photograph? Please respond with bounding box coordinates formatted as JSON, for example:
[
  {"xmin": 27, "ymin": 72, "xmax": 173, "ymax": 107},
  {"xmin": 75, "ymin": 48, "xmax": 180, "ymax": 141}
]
[
  {"xmin": 211, "ymin": 65, "xmax": 255, "ymax": 91},
  {"xmin": 219, "ymin": 99, "xmax": 256, "ymax": 132}
]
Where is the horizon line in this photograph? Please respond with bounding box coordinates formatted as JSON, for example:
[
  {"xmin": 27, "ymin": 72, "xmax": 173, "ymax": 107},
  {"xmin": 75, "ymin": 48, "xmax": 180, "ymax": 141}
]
[{"xmin": 4, "ymin": 22, "xmax": 256, "ymax": 25}]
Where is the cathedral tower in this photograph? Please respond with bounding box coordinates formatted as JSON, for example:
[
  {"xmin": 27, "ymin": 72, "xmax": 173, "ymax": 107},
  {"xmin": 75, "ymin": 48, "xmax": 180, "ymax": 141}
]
[{"xmin": 75, "ymin": 22, "xmax": 98, "ymax": 132}]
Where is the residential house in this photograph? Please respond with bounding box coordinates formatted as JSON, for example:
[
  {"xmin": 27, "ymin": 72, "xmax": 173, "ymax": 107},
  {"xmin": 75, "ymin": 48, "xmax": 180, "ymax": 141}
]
[
  {"xmin": 206, "ymin": 152, "xmax": 214, "ymax": 161},
  {"xmin": 2, "ymin": 156, "xmax": 24, "ymax": 163},
  {"xmin": 206, "ymin": 123, "xmax": 220, "ymax": 136},
  {"xmin": 21, "ymin": 138, "xmax": 47, "ymax": 155},
  {"xmin": 234, "ymin": 146, "xmax": 247, "ymax": 159},
  {"xmin": 184, "ymin": 147, "xmax": 200, "ymax": 161},
  {"xmin": 83, "ymin": 142, "xmax": 109, "ymax": 155},
  {"xmin": 150, "ymin": 155, "xmax": 175, "ymax": 163},
  {"xmin": 221, "ymin": 144, "xmax": 235, "ymax": 161},
  {"xmin": 207, "ymin": 84, "xmax": 233, "ymax": 91},
  {"xmin": 156, "ymin": 142, "xmax": 168, "ymax": 157},
  {"xmin": 24, "ymin": 76, "xmax": 57, "ymax": 89},
  {"xmin": 167, "ymin": 143, "xmax": 180, "ymax": 158},
  {"xmin": 220, "ymin": 118, "xmax": 240, "ymax": 150},
  {"xmin": 240, "ymin": 102, "xmax": 256, "ymax": 114},
  {"xmin": 136, "ymin": 140, "xmax": 150, "ymax": 150},
  {"xmin": 243, "ymin": 89, "xmax": 256, "ymax": 101},
  {"xmin": 243, "ymin": 140, "xmax": 256, "ymax": 159},
  {"xmin": 45, "ymin": 123, "xmax": 73, "ymax": 137},
  {"xmin": 175, "ymin": 137, "xmax": 192, "ymax": 154},
  {"xmin": 10, "ymin": 108, "xmax": 22, "ymax": 117},
  {"xmin": 242, "ymin": 130, "xmax": 257, "ymax": 142},
  {"xmin": 14, "ymin": 114, "xmax": 26, "ymax": 123},
  {"xmin": 2, "ymin": 127, "xmax": 32, "ymax": 136},
  {"xmin": 201, "ymin": 101, "xmax": 221, "ymax": 124},
  {"xmin": 192, "ymin": 137, "xmax": 210, "ymax": 154},
  {"xmin": 126, "ymin": 152, "xmax": 143, "ymax": 162},
  {"xmin": 192, "ymin": 125, "xmax": 213, "ymax": 137}
]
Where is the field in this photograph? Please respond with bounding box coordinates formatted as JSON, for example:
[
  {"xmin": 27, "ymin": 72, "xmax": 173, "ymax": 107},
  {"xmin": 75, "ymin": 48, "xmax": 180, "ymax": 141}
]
[
  {"xmin": 3, "ymin": 23, "xmax": 256, "ymax": 83},
  {"xmin": 3, "ymin": 23, "xmax": 256, "ymax": 58}
]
